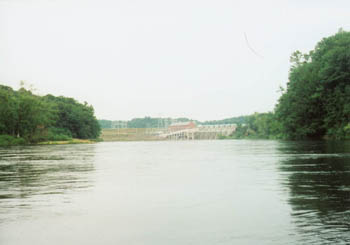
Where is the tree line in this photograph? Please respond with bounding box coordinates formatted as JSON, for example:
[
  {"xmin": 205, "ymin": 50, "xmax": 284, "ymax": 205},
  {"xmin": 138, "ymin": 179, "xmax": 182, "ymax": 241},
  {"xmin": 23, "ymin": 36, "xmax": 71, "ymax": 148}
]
[
  {"xmin": 99, "ymin": 117, "xmax": 197, "ymax": 129},
  {"xmin": 8, "ymin": 29, "xmax": 347, "ymax": 144},
  {"xmin": 98, "ymin": 116, "xmax": 250, "ymax": 129},
  {"xmin": 100, "ymin": 29, "xmax": 350, "ymax": 141},
  {"xmin": 218, "ymin": 29, "xmax": 350, "ymax": 140},
  {"xmin": 275, "ymin": 29, "xmax": 350, "ymax": 140},
  {"xmin": 0, "ymin": 85, "xmax": 100, "ymax": 145}
]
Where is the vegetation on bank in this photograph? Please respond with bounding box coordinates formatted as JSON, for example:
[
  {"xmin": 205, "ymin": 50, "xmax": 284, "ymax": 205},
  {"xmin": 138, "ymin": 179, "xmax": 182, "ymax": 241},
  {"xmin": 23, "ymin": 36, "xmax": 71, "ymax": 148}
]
[
  {"xmin": 37, "ymin": 138, "xmax": 100, "ymax": 145},
  {"xmin": 98, "ymin": 115, "xmax": 250, "ymax": 130},
  {"xmin": 275, "ymin": 29, "xmax": 350, "ymax": 140},
  {"xmin": 0, "ymin": 84, "xmax": 101, "ymax": 146},
  {"xmin": 3, "ymin": 30, "xmax": 349, "ymax": 143},
  {"xmin": 221, "ymin": 29, "xmax": 350, "ymax": 140},
  {"xmin": 218, "ymin": 112, "xmax": 282, "ymax": 139},
  {"xmin": 202, "ymin": 116, "xmax": 247, "ymax": 125},
  {"xmin": 0, "ymin": 135, "xmax": 26, "ymax": 146},
  {"xmin": 99, "ymin": 115, "xmax": 250, "ymax": 129},
  {"xmin": 99, "ymin": 117, "xmax": 197, "ymax": 129},
  {"xmin": 100, "ymin": 30, "xmax": 350, "ymax": 141}
]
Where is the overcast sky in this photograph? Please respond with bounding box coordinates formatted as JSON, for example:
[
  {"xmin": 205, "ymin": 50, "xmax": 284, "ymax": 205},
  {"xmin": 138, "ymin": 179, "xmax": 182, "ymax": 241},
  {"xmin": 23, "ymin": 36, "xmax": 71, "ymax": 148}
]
[{"xmin": 1, "ymin": 0, "xmax": 349, "ymax": 121}]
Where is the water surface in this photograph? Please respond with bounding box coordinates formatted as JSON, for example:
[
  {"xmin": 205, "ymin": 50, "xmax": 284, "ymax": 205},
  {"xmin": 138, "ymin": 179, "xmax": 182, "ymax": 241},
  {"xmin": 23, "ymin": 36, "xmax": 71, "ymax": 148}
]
[{"xmin": 0, "ymin": 140, "xmax": 349, "ymax": 244}]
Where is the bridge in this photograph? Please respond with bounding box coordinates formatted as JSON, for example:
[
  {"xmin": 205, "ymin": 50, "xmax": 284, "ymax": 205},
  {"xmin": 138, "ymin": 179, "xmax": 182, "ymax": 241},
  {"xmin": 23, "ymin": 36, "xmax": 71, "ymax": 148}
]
[{"xmin": 160, "ymin": 124, "xmax": 237, "ymax": 140}]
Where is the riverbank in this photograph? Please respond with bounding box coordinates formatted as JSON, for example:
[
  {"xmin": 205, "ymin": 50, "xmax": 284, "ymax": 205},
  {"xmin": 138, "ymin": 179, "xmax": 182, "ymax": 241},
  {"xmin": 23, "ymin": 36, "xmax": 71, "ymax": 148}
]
[
  {"xmin": 101, "ymin": 128, "xmax": 164, "ymax": 141},
  {"xmin": 0, "ymin": 135, "xmax": 101, "ymax": 147},
  {"xmin": 37, "ymin": 139, "xmax": 99, "ymax": 145},
  {"xmin": 0, "ymin": 135, "xmax": 26, "ymax": 146}
]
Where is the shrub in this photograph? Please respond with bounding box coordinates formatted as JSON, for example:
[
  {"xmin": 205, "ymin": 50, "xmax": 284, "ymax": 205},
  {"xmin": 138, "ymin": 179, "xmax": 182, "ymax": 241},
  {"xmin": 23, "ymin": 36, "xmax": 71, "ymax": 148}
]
[{"xmin": 0, "ymin": 135, "xmax": 27, "ymax": 146}]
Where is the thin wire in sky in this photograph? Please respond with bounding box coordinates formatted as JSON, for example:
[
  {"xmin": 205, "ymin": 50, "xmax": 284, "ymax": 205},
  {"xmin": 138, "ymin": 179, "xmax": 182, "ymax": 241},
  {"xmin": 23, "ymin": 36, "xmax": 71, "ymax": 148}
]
[{"xmin": 244, "ymin": 32, "xmax": 264, "ymax": 59}]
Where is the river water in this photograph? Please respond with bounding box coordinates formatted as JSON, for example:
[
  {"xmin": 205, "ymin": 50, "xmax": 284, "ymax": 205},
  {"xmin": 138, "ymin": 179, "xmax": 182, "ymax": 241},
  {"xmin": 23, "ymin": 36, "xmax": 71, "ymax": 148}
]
[{"xmin": 0, "ymin": 140, "xmax": 349, "ymax": 244}]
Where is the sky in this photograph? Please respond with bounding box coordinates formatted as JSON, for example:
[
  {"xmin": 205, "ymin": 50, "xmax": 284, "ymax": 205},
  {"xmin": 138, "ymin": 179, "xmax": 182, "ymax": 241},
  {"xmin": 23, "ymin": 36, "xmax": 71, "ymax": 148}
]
[{"xmin": 0, "ymin": 0, "xmax": 349, "ymax": 121}]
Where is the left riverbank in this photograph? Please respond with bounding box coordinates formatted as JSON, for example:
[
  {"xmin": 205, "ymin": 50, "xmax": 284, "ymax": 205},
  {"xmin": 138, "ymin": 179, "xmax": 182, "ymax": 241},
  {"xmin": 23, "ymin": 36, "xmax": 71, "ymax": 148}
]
[
  {"xmin": 0, "ymin": 135, "xmax": 101, "ymax": 147},
  {"xmin": 0, "ymin": 135, "xmax": 26, "ymax": 146},
  {"xmin": 37, "ymin": 138, "xmax": 101, "ymax": 145},
  {"xmin": 0, "ymin": 84, "xmax": 101, "ymax": 146}
]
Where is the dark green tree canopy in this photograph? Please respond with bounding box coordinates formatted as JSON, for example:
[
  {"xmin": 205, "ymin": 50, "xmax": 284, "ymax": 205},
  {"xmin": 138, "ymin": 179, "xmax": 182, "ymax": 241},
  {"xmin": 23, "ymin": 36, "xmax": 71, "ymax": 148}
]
[
  {"xmin": 0, "ymin": 84, "xmax": 101, "ymax": 143},
  {"xmin": 276, "ymin": 29, "xmax": 350, "ymax": 139}
]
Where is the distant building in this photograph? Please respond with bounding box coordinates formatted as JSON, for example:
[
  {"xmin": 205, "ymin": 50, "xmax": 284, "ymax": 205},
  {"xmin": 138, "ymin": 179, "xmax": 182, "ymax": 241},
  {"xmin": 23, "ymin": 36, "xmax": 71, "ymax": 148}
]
[{"xmin": 168, "ymin": 121, "xmax": 196, "ymax": 132}]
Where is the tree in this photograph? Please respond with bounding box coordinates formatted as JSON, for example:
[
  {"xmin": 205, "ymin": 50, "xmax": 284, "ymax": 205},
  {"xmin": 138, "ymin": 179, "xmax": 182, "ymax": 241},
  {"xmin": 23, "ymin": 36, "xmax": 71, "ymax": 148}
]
[
  {"xmin": 275, "ymin": 29, "xmax": 350, "ymax": 139},
  {"xmin": 0, "ymin": 85, "xmax": 18, "ymax": 135},
  {"xmin": 0, "ymin": 84, "xmax": 101, "ymax": 144}
]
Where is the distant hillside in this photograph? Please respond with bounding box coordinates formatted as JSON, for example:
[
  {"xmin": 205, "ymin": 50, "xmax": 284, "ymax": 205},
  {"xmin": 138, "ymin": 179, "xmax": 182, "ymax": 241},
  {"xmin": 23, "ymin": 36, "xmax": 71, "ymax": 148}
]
[
  {"xmin": 98, "ymin": 116, "xmax": 247, "ymax": 129},
  {"xmin": 98, "ymin": 117, "xmax": 196, "ymax": 129},
  {"xmin": 201, "ymin": 116, "xmax": 248, "ymax": 125}
]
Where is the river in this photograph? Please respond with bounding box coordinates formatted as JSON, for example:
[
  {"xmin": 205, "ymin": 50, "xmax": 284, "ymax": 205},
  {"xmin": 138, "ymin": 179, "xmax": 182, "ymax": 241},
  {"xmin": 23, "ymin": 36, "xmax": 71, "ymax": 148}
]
[{"xmin": 0, "ymin": 140, "xmax": 349, "ymax": 244}]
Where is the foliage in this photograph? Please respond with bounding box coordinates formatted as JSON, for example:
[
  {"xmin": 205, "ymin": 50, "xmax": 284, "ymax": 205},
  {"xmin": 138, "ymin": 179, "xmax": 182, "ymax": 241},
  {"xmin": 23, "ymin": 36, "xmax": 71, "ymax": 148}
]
[
  {"xmin": 202, "ymin": 116, "xmax": 248, "ymax": 125},
  {"xmin": 99, "ymin": 117, "xmax": 196, "ymax": 129},
  {"xmin": 0, "ymin": 84, "xmax": 100, "ymax": 145},
  {"xmin": 98, "ymin": 119, "xmax": 113, "ymax": 129},
  {"xmin": 127, "ymin": 117, "xmax": 160, "ymax": 128},
  {"xmin": 226, "ymin": 112, "xmax": 282, "ymax": 139},
  {"xmin": 275, "ymin": 29, "xmax": 350, "ymax": 139},
  {"xmin": 0, "ymin": 135, "xmax": 26, "ymax": 146},
  {"xmin": 128, "ymin": 117, "xmax": 197, "ymax": 128},
  {"xmin": 47, "ymin": 127, "xmax": 72, "ymax": 141},
  {"xmin": 99, "ymin": 116, "xmax": 247, "ymax": 129},
  {"xmin": 43, "ymin": 95, "xmax": 101, "ymax": 139},
  {"xmin": 0, "ymin": 85, "xmax": 18, "ymax": 136}
]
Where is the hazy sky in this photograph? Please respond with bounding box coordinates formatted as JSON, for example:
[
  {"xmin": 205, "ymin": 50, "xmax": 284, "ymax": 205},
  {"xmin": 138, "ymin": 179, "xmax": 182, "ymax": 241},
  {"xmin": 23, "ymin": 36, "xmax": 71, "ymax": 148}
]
[{"xmin": 1, "ymin": 0, "xmax": 349, "ymax": 121}]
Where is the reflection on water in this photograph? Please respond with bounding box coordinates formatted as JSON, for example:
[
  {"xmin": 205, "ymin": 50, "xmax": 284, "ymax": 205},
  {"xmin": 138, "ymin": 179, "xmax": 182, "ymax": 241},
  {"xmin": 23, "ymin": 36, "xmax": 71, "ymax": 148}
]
[
  {"xmin": 278, "ymin": 141, "xmax": 350, "ymax": 243},
  {"xmin": 0, "ymin": 140, "xmax": 350, "ymax": 244},
  {"xmin": 0, "ymin": 144, "xmax": 95, "ymax": 222}
]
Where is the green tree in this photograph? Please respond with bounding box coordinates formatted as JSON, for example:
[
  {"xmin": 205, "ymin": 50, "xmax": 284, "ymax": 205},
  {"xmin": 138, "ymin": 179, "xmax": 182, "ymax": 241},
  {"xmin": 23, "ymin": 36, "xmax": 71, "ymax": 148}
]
[
  {"xmin": 15, "ymin": 88, "xmax": 52, "ymax": 141},
  {"xmin": 44, "ymin": 95, "xmax": 101, "ymax": 139},
  {"xmin": 275, "ymin": 29, "xmax": 350, "ymax": 139},
  {"xmin": 0, "ymin": 85, "xmax": 18, "ymax": 136},
  {"xmin": 0, "ymin": 83, "xmax": 100, "ymax": 145}
]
